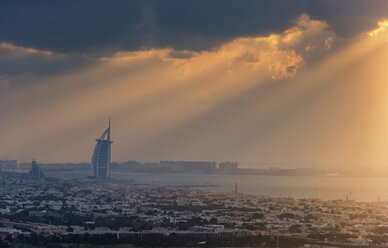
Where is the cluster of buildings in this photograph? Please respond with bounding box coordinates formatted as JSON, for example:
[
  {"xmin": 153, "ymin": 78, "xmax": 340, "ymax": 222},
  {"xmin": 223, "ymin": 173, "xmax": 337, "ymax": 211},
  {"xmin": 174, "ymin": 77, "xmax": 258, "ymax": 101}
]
[
  {"xmin": 4, "ymin": 121, "xmax": 388, "ymax": 246},
  {"xmin": 0, "ymin": 160, "xmax": 17, "ymax": 173},
  {"xmin": 0, "ymin": 123, "xmax": 239, "ymax": 178},
  {"xmin": 1, "ymin": 174, "xmax": 388, "ymax": 246},
  {"xmin": 115, "ymin": 160, "xmax": 238, "ymax": 174},
  {"xmin": 0, "ymin": 123, "xmax": 333, "ymax": 179}
]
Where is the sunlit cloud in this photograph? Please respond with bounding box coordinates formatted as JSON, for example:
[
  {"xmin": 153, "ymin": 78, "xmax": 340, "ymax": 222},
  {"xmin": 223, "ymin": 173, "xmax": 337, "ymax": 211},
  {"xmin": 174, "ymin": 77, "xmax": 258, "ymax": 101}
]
[
  {"xmin": 0, "ymin": 41, "xmax": 90, "ymax": 80},
  {"xmin": 324, "ymin": 37, "xmax": 335, "ymax": 50},
  {"xmin": 102, "ymin": 15, "xmax": 333, "ymax": 81},
  {"xmin": 0, "ymin": 15, "xmax": 379, "ymax": 163},
  {"xmin": 0, "ymin": 42, "xmax": 58, "ymax": 57},
  {"xmin": 368, "ymin": 19, "xmax": 388, "ymax": 37}
]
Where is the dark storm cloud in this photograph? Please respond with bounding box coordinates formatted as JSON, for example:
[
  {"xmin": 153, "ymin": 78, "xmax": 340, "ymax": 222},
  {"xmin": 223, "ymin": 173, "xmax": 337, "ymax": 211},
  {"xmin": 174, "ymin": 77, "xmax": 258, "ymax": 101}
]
[
  {"xmin": 1, "ymin": 0, "xmax": 387, "ymax": 55},
  {"xmin": 0, "ymin": 48, "xmax": 89, "ymax": 76}
]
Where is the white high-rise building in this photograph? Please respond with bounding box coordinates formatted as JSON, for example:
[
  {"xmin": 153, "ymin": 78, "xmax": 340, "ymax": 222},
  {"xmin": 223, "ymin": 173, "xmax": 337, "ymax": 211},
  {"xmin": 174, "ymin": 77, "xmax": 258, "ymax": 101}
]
[{"xmin": 91, "ymin": 119, "xmax": 112, "ymax": 179}]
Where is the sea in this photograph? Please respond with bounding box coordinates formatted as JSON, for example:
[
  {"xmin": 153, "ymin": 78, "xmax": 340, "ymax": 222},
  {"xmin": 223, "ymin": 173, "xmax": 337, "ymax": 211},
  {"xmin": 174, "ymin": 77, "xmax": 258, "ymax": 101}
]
[{"xmin": 44, "ymin": 170, "xmax": 388, "ymax": 202}]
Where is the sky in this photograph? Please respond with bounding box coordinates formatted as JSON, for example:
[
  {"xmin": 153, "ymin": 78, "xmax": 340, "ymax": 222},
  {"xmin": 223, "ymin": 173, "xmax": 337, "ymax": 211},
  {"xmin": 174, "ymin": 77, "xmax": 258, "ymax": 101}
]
[{"xmin": 1, "ymin": 1, "xmax": 388, "ymax": 167}]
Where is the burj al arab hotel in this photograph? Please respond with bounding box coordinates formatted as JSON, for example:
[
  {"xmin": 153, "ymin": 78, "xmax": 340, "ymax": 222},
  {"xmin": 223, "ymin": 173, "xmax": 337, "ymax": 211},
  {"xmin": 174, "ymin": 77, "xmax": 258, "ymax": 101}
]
[{"xmin": 92, "ymin": 119, "xmax": 112, "ymax": 179}]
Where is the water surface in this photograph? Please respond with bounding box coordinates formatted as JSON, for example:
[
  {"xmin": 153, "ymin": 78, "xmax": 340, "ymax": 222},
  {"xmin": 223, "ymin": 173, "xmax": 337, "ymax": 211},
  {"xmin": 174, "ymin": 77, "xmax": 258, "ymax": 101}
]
[{"xmin": 44, "ymin": 171, "xmax": 388, "ymax": 202}]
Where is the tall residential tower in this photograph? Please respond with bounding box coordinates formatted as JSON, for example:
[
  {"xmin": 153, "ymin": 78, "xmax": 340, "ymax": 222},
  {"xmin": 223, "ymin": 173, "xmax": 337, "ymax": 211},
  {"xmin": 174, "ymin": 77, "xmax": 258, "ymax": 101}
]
[
  {"xmin": 92, "ymin": 119, "xmax": 112, "ymax": 179},
  {"xmin": 30, "ymin": 160, "xmax": 45, "ymax": 180}
]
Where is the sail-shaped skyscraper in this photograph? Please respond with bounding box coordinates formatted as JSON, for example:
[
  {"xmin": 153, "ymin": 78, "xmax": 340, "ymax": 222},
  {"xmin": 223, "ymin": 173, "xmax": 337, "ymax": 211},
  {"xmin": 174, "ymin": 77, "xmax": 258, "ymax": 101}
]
[{"xmin": 92, "ymin": 119, "xmax": 112, "ymax": 179}]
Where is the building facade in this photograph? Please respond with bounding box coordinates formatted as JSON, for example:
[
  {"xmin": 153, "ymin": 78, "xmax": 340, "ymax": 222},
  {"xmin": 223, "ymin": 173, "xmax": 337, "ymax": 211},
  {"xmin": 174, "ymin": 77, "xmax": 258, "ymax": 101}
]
[{"xmin": 92, "ymin": 121, "xmax": 112, "ymax": 179}]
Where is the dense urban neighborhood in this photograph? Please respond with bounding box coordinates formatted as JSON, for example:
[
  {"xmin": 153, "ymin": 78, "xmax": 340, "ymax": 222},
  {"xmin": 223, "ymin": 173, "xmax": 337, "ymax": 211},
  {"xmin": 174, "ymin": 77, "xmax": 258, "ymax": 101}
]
[{"xmin": 0, "ymin": 173, "xmax": 388, "ymax": 247}]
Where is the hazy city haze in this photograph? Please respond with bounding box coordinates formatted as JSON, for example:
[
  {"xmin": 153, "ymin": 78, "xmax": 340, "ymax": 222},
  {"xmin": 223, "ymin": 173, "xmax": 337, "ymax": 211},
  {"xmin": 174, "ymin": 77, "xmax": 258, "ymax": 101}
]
[{"xmin": 4, "ymin": 2, "xmax": 388, "ymax": 247}]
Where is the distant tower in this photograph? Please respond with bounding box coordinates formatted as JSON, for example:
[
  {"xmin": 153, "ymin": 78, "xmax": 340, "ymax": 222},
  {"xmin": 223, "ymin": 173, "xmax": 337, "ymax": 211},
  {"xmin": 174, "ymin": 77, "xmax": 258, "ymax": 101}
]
[
  {"xmin": 234, "ymin": 182, "xmax": 238, "ymax": 194},
  {"xmin": 30, "ymin": 160, "xmax": 45, "ymax": 180},
  {"xmin": 92, "ymin": 119, "xmax": 112, "ymax": 179}
]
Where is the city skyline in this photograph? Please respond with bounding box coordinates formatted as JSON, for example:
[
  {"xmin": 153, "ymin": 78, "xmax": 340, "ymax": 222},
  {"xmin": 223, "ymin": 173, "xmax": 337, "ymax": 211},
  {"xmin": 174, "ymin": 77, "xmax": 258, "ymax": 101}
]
[{"xmin": 2, "ymin": 2, "xmax": 388, "ymax": 246}]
